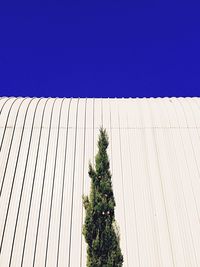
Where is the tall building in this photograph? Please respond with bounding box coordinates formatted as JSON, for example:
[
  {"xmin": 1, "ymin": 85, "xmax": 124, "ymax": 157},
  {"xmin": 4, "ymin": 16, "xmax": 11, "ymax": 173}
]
[{"xmin": 1, "ymin": 97, "xmax": 200, "ymax": 266}]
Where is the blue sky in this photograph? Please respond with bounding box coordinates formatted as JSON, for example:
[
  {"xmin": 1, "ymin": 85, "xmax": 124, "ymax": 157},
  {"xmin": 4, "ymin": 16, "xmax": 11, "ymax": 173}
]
[{"xmin": 0, "ymin": 1, "xmax": 200, "ymax": 97}]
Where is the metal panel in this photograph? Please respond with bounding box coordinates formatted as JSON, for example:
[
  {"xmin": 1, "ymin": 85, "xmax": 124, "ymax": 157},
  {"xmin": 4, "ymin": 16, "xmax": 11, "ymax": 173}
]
[
  {"xmin": 1, "ymin": 97, "xmax": 200, "ymax": 267},
  {"xmin": 81, "ymin": 98, "xmax": 93, "ymax": 267},
  {"xmin": 21, "ymin": 98, "xmax": 55, "ymax": 266}
]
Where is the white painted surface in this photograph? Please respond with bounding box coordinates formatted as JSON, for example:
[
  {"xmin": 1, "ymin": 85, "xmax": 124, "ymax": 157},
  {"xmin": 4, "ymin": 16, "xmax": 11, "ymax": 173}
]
[{"xmin": 1, "ymin": 97, "xmax": 200, "ymax": 266}]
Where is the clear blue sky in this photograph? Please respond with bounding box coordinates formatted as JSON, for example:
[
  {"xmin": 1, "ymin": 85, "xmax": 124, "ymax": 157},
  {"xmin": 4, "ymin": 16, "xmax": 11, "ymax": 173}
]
[{"xmin": 0, "ymin": 1, "xmax": 200, "ymax": 97}]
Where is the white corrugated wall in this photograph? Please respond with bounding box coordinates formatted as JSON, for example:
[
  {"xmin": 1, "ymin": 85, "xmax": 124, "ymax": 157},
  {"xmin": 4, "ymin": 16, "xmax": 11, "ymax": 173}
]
[{"xmin": 1, "ymin": 97, "xmax": 200, "ymax": 266}]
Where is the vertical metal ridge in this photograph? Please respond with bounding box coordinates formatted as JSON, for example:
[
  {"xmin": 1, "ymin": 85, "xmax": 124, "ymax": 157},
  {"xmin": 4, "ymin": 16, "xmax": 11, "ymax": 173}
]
[
  {"xmin": 134, "ymin": 99, "xmax": 150, "ymax": 265},
  {"xmin": 68, "ymin": 98, "xmax": 79, "ymax": 267},
  {"xmin": 186, "ymin": 98, "xmax": 200, "ymax": 184},
  {"xmin": 8, "ymin": 98, "xmax": 42, "ymax": 266},
  {"xmin": 170, "ymin": 100, "xmax": 198, "ymax": 265},
  {"xmin": 126, "ymin": 101, "xmax": 141, "ymax": 267},
  {"xmin": 0, "ymin": 97, "xmax": 13, "ymax": 118},
  {"xmin": 144, "ymin": 99, "xmax": 163, "ymax": 266},
  {"xmin": 32, "ymin": 98, "xmax": 57, "ymax": 267},
  {"xmin": 108, "ymin": 99, "xmax": 113, "ymax": 174},
  {"xmin": 117, "ymin": 100, "xmax": 129, "ymax": 267},
  {"xmin": 0, "ymin": 98, "xmax": 25, "ymax": 193},
  {"xmin": 56, "ymin": 98, "xmax": 72, "ymax": 267},
  {"xmin": 161, "ymin": 99, "xmax": 188, "ymax": 265},
  {"xmin": 193, "ymin": 98, "xmax": 200, "ymax": 117},
  {"xmin": 0, "ymin": 98, "xmax": 33, "ymax": 253},
  {"xmin": 137, "ymin": 98, "xmax": 162, "ymax": 265},
  {"xmin": 44, "ymin": 98, "xmax": 65, "ymax": 266},
  {"xmin": 164, "ymin": 99, "xmax": 197, "ymax": 265},
  {"xmin": 147, "ymin": 99, "xmax": 175, "ymax": 266},
  {"xmin": 80, "ymin": 98, "xmax": 87, "ymax": 267},
  {"xmin": 20, "ymin": 98, "xmax": 49, "ymax": 267},
  {"xmin": 92, "ymin": 98, "xmax": 95, "ymax": 164},
  {"xmin": 0, "ymin": 98, "xmax": 20, "ymax": 153},
  {"xmin": 179, "ymin": 98, "xmax": 200, "ymax": 223}
]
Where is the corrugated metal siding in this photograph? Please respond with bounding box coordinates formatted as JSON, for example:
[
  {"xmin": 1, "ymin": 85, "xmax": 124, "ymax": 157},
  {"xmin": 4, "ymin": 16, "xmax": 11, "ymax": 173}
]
[{"xmin": 1, "ymin": 97, "xmax": 200, "ymax": 266}]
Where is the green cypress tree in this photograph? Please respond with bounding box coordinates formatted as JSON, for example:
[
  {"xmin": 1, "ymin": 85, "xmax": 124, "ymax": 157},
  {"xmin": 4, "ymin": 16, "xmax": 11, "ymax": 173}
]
[{"xmin": 83, "ymin": 127, "xmax": 123, "ymax": 267}]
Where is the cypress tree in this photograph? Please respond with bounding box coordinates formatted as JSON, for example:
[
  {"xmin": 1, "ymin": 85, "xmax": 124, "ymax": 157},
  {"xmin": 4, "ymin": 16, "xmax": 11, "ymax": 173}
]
[{"xmin": 83, "ymin": 127, "xmax": 123, "ymax": 267}]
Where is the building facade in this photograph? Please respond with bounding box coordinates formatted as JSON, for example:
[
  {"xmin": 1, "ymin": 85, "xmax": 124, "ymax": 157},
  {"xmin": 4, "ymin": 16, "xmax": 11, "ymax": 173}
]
[{"xmin": 1, "ymin": 97, "xmax": 200, "ymax": 266}]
